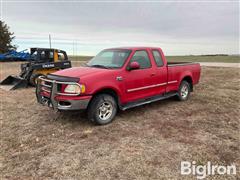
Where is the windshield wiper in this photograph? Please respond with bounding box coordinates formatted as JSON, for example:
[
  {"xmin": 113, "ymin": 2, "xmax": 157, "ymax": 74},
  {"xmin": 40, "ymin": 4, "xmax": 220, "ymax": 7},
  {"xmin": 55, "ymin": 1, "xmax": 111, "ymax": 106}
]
[{"xmin": 90, "ymin": 64, "xmax": 109, "ymax": 69}]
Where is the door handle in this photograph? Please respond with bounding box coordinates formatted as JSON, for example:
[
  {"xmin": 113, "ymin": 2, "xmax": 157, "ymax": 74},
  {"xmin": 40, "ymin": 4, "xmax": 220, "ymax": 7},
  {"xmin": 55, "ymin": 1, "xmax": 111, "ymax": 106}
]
[{"xmin": 151, "ymin": 73, "xmax": 156, "ymax": 76}]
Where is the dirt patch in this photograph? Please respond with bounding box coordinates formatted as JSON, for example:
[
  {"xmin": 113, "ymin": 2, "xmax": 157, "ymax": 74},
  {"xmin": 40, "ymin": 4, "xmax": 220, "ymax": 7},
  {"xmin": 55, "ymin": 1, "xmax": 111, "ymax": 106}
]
[{"xmin": 1, "ymin": 62, "xmax": 239, "ymax": 179}]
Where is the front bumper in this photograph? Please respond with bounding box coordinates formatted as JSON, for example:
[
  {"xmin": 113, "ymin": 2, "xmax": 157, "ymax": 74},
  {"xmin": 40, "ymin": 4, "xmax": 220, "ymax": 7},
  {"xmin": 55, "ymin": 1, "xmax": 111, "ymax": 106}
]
[
  {"xmin": 55, "ymin": 96, "xmax": 91, "ymax": 110},
  {"xmin": 36, "ymin": 76, "xmax": 91, "ymax": 110}
]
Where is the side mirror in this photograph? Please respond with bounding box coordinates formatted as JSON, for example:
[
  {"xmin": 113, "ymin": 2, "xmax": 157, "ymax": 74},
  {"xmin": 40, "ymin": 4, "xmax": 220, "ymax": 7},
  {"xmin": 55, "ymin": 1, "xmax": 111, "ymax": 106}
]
[{"xmin": 129, "ymin": 61, "xmax": 140, "ymax": 70}]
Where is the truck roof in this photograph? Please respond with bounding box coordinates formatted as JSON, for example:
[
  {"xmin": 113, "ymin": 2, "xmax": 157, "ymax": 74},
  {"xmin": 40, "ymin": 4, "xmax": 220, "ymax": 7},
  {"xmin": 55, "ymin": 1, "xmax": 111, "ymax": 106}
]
[{"xmin": 105, "ymin": 47, "xmax": 162, "ymax": 51}]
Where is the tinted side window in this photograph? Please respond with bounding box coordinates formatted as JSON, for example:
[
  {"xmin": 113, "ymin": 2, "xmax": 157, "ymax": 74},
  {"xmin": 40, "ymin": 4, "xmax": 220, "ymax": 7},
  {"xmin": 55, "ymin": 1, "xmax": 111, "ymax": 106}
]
[
  {"xmin": 40, "ymin": 50, "xmax": 54, "ymax": 62},
  {"xmin": 130, "ymin": 50, "xmax": 151, "ymax": 69},
  {"xmin": 152, "ymin": 50, "xmax": 163, "ymax": 67},
  {"xmin": 40, "ymin": 51, "xmax": 46, "ymax": 60}
]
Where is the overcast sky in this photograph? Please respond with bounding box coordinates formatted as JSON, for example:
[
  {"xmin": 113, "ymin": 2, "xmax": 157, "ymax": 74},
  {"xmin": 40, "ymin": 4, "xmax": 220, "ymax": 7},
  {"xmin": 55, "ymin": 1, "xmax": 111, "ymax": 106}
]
[{"xmin": 1, "ymin": 1, "xmax": 239, "ymax": 55}]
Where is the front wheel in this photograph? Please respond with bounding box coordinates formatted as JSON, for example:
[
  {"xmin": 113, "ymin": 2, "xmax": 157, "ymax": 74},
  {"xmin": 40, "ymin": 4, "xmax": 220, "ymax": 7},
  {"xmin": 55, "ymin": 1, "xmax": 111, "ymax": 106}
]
[
  {"xmin": 177, "ymin": 81, "xmax": 191, "ymax": 101},
  {"xmin": 87, "ymin": 94, "xmax": 117, "ymax": 125}
]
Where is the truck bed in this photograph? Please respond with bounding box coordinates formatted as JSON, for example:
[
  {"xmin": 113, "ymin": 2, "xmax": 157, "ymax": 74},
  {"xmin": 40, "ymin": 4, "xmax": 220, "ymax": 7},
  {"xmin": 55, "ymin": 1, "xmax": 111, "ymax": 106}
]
[{"xmin": 166, "ymin": 61, "xmax": 201, "ymax": 92}]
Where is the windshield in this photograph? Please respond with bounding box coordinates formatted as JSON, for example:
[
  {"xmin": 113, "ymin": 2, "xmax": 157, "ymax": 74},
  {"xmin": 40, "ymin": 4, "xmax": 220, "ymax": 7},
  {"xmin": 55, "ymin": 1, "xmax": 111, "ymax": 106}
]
[{"xmin": 87, "ymin": 49, "xmax": 131, "ymax": 68}]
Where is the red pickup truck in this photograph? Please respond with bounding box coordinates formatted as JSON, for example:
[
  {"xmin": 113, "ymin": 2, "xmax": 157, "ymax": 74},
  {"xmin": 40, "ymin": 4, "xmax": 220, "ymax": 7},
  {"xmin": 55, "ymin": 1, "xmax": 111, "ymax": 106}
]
[{"xmin": 36, "ymin": 47, "xmax": 200, "ymax": 125}]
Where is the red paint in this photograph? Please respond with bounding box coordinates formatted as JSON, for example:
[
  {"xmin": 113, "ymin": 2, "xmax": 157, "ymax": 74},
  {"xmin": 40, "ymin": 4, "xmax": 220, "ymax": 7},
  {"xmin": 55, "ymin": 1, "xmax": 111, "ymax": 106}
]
[{"xmin": 52, "ymin": 47, "xmax": 201, "ymax": 105}]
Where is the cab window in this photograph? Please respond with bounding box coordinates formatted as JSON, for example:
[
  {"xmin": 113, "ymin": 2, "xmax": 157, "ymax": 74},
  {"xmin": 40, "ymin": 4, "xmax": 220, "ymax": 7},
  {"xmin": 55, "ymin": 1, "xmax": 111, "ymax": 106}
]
[
  {"xmin": 40, "ymin": 51, "xmax": 46, "ymax": 60},
  {"xmin": 57, "ymin": 52, "xmax": 66, "ymax": 61},
  {"xmin": 130, "ymin": 50, "xmax": 151, "ymax": 69},
  {"xmin": 152, "ymin": 50, "xmax": 164, "ymax": 67},
  {"xmin": 39, "ymin": 50, "xmax": 54, "ymax": 62}
]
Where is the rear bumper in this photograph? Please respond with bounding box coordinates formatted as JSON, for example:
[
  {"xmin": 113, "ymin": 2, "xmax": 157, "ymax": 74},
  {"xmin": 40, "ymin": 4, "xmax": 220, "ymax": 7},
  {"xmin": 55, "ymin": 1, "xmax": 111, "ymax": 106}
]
[{"xmin": 36, "ymin": 76, "xmax": 92, "ymax": 110}]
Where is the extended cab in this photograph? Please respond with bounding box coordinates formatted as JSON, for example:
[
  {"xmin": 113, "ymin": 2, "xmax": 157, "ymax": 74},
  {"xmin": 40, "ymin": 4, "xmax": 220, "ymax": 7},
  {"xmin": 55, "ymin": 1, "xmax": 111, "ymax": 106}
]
[{"xmin": 36, "ymin": 47, "xmax": 201, "ymax": 125}]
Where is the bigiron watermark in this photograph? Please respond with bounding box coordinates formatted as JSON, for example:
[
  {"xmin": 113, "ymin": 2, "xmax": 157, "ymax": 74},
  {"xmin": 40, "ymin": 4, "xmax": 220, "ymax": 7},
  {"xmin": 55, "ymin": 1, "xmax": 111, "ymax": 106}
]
[{"xmin": 180, "ymin": 161, "xmax": 237, "ymax": 179}]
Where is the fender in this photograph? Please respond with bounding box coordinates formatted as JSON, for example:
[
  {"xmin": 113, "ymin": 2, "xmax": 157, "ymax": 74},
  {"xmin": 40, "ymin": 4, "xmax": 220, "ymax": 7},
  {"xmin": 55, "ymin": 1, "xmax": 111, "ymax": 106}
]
[
  {"xmin": 179, "ymin": 71, "xmax": 193, "ymax": 85},
  {"xmin": 90, "ymin": 82, "xmax": 123, "ymax": 103}
]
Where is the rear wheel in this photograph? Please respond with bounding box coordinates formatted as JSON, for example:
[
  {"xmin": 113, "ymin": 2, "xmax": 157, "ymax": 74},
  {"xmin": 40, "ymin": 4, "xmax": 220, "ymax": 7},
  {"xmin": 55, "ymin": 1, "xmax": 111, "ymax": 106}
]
[
  {"xmin": 29, "ymin": 74, "xmax": 42, "ymax": 86},
  {"xmin": 87, "ymin": 94, "xmax": 117, "ymax": 125},
  {"xmin": 177, "ymin": 80, "xmax": 191, "ymax": 101}
]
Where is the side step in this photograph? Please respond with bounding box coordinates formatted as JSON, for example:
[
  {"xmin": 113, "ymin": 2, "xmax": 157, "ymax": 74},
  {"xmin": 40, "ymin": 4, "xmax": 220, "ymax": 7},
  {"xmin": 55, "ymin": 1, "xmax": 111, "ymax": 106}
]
[{"xmin": 120, "ymin": 92, "xmax": 177, "ymax": 111}]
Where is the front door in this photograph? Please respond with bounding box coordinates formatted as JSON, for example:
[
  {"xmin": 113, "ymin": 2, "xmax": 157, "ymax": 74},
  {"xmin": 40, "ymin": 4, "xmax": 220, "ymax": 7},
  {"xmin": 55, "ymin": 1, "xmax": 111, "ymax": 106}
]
[{"xmin": 123, "ymin": 50, "xmax": 157, "ymax": 102}]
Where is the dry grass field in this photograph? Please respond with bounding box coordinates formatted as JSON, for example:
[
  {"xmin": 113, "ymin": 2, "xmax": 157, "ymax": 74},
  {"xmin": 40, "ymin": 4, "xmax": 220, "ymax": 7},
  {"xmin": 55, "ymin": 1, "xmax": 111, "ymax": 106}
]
[{"xmin": 0, "ymin": 61, "xmax": 239, "ymax": 179}]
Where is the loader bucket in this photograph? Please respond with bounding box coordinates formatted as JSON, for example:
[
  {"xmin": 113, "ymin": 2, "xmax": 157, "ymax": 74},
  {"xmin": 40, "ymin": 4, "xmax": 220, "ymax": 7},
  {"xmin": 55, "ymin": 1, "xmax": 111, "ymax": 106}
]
[{"xmin": 0, "ymin": 75, "xmax": 28, "ymax": 90}]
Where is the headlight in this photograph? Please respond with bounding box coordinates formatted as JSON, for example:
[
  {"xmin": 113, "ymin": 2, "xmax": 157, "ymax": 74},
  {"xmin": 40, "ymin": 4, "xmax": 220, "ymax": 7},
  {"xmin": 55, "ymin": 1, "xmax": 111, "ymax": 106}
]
[{"xmin": 64, "ymin": 84, "xmax": 85, "ymax": 94}]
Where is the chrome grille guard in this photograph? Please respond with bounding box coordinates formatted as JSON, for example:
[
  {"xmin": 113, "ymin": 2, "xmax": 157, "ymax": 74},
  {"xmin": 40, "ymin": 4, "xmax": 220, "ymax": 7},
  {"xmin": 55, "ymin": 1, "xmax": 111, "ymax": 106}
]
[{"xmin": 36, "ymin": 76, "xmax": 81, "ymax": 109}]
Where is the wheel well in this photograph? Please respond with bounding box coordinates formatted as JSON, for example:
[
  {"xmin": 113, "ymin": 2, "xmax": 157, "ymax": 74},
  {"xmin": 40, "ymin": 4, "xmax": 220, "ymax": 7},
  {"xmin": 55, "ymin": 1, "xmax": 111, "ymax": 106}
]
[
  {"xmin": 182, "ymin": 76, "xmax": 193, "ymax": 91},
  {"xmin": 92, "ymin": 88, "xmax": 120, "ymax": 107}
]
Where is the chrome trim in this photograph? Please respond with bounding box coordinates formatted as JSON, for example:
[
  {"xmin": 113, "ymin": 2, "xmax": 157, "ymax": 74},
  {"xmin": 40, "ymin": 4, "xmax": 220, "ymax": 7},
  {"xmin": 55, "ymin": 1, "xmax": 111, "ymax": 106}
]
[
  {"xmin": 41, "ymin": 87, "xmax": 50, "ymax": 93},
  {"xmin": 56, "ymin": 92, "xmax": 81, "ymax": 96},
  {"xmin": 57, "ymin": 99, "xmax": 90, "ymax": 110},
  {"xmin": 168, "ymin": 80, "xmax": 178, "ymax": 84},
  {"xmin": 57, "ymin": 103, "xmax": 71, "ymax": 109},
  {"xmin": 116, "ymin": 76, "xmax": 123, "ymax": 81},
  {"xmin": 42, "ymin": 83, "xmax": 51, "ymax": 88},
  {"xmin": 127, "ymin": 80, "xmax": 178, "ymax": 92},
  {"xmin": 39, "ymin": 77, "xmax": 53, "ymax": 83},
  {"xmin": 127, "ymin": 82, "xmax": 167, "ymax": 92}
]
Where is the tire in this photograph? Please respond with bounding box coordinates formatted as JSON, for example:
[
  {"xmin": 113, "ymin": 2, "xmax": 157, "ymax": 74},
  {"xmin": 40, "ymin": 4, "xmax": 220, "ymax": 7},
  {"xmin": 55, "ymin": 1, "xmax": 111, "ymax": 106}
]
[
  {"xmin": 87, "ymin": 94, "xmax": 117, "ymax": 125},
  {"xmin": 177, "ymin": 80, "xmax": 191, "ymax": 101},
  {"xmin": 29, "ymin": 74, "xmax": 42, "ymax": 86}
]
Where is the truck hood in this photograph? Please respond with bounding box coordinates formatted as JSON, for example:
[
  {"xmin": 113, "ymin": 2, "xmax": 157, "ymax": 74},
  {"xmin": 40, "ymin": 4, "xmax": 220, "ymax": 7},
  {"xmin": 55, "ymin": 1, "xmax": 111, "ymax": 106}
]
[{"xmin": 52, "ymin": 67, "xmax": 110, "ymax": 78}]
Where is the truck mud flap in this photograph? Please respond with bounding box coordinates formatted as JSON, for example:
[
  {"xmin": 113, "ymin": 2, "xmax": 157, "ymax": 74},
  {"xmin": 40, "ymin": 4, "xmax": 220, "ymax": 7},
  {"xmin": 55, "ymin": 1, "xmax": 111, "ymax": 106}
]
[{"xmin": 0, "ymin": 75, "xmax": 28, "ymax": 91}]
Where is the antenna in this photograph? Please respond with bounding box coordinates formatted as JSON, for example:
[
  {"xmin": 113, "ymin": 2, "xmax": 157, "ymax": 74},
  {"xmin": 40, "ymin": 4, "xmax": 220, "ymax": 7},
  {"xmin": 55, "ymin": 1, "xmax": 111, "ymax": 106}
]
[{"xmin": 49, "ymin": 34, "xmax": 52, "ymax": 49}]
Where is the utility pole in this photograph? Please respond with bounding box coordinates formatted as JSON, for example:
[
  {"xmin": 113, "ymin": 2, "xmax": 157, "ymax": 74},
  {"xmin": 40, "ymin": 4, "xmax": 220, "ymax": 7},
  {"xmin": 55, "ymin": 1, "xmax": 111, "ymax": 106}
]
[
  {"xmin": 49, "ymin": 34, "xmax": 52, "ymax": 49},
  {"xmin": 72, "ymin": 41, "xmax": 74, "ymax": 56}
]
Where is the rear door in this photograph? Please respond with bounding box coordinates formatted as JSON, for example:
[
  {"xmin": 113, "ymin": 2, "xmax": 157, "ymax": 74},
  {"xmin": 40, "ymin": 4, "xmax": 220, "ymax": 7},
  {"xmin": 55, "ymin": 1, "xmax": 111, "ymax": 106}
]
[
  {"xmin": 151, "ymin": 49, "xmax": 168, "ymax": 95},
  {"xmin": 123, "ymin": 50, "xmax": 158, "ymax": 102}
]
